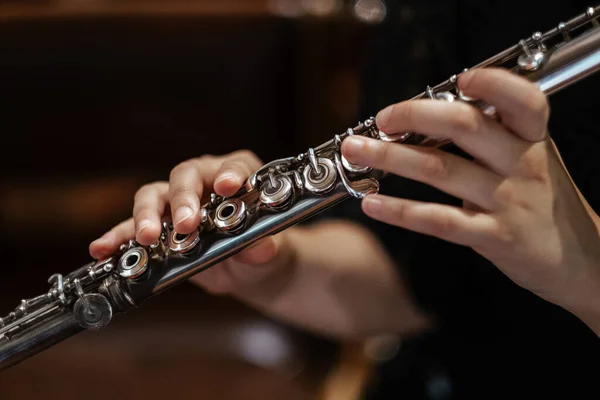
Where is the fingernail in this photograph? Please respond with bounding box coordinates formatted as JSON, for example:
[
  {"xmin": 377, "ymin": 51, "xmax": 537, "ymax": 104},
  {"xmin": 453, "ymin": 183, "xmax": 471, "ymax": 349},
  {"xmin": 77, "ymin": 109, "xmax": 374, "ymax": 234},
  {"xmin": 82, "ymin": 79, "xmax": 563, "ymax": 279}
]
[
  {"xmin": 214, "ymin": 171, "xmax": 239, "ymax": 185},
  {"xmin": 137, "ymin": 219, "xmax": 152, "ymax": 234},
  {"xmin": 363, "ymin": 196, "xmax": 383, "ymax": 215},
  {"xmin": 174, "ymin": 206, "xmax": 194, "ymax": 226},
  {"xmin": 376, "ymin": 106, "xmax": 393, "ymax": 127},
  {"xmin": 342, "ymin": 136, "xmax": 366, "ymax": 159}
]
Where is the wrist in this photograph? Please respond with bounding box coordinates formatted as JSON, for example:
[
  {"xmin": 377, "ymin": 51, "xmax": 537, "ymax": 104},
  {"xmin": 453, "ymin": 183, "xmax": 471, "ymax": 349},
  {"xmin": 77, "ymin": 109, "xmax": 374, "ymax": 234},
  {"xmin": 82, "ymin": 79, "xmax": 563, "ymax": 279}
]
[{"xmin": 558, "ymin": 262, "xmax": 600, "ymax": 336}]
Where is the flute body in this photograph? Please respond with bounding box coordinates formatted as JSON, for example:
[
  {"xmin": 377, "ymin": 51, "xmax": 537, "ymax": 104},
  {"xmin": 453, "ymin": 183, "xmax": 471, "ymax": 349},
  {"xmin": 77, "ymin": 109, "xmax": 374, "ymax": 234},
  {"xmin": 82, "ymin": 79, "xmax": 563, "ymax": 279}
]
[{"xmin": 3, "ymin": 5, "xmax": 600, "ymax": 371}]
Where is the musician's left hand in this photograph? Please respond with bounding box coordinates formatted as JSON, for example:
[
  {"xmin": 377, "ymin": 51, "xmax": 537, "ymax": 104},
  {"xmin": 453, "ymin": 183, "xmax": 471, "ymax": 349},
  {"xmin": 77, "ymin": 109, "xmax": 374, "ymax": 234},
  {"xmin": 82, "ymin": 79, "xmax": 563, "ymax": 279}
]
[{"xmin": 341, "ymin": 67, "xmax": 600, "ymax": 334}]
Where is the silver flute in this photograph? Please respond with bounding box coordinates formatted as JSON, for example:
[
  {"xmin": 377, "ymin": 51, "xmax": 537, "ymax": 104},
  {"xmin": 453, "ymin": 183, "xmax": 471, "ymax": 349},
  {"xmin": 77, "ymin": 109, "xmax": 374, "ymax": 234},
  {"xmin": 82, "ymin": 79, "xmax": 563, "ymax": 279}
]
[{"xmin": 2, "ymin": 6, "xmax": 600, "ymax": 371}]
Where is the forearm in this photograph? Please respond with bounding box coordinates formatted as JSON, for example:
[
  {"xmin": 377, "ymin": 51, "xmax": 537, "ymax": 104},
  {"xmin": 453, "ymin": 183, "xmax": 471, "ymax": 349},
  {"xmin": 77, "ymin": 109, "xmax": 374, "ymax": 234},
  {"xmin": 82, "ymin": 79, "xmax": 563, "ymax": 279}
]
[{"xmin": 234, "ymin": 219, "xmax": 433, "ymax": 340}]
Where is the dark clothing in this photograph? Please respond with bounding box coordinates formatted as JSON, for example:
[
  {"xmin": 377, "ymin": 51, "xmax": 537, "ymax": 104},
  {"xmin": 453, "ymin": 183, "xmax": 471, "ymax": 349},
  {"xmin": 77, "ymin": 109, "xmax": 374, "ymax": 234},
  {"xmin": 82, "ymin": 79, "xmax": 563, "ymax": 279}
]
[{"xmin": 329, "ymin": 0, "xmax": 600, "ymax": 398}]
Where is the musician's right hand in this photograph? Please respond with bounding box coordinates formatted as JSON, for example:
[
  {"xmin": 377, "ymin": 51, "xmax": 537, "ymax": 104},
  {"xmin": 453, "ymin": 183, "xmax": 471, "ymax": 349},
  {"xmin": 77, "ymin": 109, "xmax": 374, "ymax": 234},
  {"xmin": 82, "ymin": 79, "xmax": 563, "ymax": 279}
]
[{"xmin": 88, "ymin": 150, "xmax": 296, "ymax": 296}]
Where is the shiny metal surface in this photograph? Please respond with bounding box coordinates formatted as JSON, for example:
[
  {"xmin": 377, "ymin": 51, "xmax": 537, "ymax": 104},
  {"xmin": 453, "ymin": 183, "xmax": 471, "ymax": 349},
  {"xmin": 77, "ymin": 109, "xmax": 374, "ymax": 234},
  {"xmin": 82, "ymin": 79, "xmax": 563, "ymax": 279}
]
[
  {"xmin": 334, "ymin": 153, "xmax": 380, "ymax": 199},
  {"xmin": 303, "ymin": 158, "xmax": 338, "ymax": 194},
  {"xmin": 0, "ymin": 311, "xmax": 83, "ymax": 371},
  {"xmin": 530, "ymin": 22, "xmax": 600, "ymax": 93},
  {"xmin": 72, "ymin": 293, "xmax": 113, "ymax": 330},
  {"xmin": 385, "ymin": 10, "xmax": 600, "ymax": 146},
  {"xmin": 259, "ymin": 175, "xmax": 294, "ymax": 208},
  {"xmin": 117, "ymin": 247, "xmax": 149, "ymax": 279},
  {"xmin": 3, "ymin": 5, "xmax": 600, "ymax": 372},
  {"xmin": 138, "ymin": 185, "xmax": 354, "ymax": 298},
  {"xmin": 167, "ymin": 228, "xmax": 201, "ymax": 254},
  {"xmin": 214, "ymin": 198, "xmax": 247, "ymax": 232},
  {"xmin": 517, "ymin": 39, "xmax": 545, "ymax": 71}
]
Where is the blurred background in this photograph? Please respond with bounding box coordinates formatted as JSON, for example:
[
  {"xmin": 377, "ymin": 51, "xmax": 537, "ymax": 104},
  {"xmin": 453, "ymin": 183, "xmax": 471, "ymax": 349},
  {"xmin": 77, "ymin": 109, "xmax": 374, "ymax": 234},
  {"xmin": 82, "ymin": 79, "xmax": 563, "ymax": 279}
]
[{"xmin": 0, "ymin": 0, "xmax": 397, "ymax": 399}]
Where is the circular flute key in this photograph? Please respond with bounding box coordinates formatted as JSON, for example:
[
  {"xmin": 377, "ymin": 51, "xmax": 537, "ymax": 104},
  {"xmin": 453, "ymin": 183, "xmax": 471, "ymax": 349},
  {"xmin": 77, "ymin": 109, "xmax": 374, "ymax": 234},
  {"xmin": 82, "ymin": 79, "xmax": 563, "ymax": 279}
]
[
  {"xmin": 303, "ymin": 157, "xmax": 338, "ymax": 194},
  {"xmin": 260, "ymin": 175, "xmax": 293, "ymax": 208},
  {"xmin": 214, "ymin": 198, "xmax": 247, "ymax": 232},
  {"xmin": 517, "ymin": 39, "xmax": 545, "ymax": 71},
  {"xmin": 73, "ymin": 293, "xmax": 113, "ymax": 330},
  {"xmin": 168, "ymin": 229, "xmax": 201, "ymax": 254},
  {"xmin": 117, "ymin": 247, "xmax": 149, "ymax": 279},
  {"xmin": 435, "ymin": 91, "xmax": 455, "ymax": 102}
]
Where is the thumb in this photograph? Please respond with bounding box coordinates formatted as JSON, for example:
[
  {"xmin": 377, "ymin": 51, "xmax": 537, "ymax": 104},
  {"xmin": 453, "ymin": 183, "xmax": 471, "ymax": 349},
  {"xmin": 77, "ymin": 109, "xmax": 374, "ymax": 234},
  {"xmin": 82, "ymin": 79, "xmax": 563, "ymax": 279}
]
[
  {"xmin": 223, "ymin": 232, "xmax": 296, "ymax": 294},
  {"xmin": 188, "ymin": 233, "xmax": 294, "ymax": 296},
  {"xmin": 233, "ymin": 236, "xmax": 280, "ymax": 265}
]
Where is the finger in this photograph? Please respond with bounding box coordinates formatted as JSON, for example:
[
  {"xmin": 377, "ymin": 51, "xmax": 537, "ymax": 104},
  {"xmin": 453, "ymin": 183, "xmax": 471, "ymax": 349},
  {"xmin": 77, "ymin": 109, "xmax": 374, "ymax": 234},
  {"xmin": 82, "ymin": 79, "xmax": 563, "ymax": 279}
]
[
  {"xmin": 133, "ymin": 182, "xmax": 169, "ymax": 246},
  {"xmin": 213, "ymin": 150, "xmax": 263, "ymax": 198},
  {"xmin": 223, "ymin": 235, "xmax": 285, "ymax": 289},
  {"xmin": 458, "ymin": 68, "xmax": 550, "ymax": 141},
  {"xmin": 189, "ymin": 235, "xmax": 283, "ymax": 295},
  {"xmin": 189, "ymin": 265, "xmax": 236, "ymax": 295},
  {"xmin": 169, "ymin": 158, "xmax": 219, "ymax": 234},
  {"xmin": 375, "ymin": 99, "xmax": 530, "ymax": 177},
  {"xmin": 89, "ymin": 218, "xmax": 135, "ymax": 259},
  {"xmin": 361, "ymin": 194, "xmax": 499, "ymax": 247},
  {"xmin": 342, "ymin": 136, "xmax": 504, "ymax": 211},
  {"xmin": 231, "ymin": 237, "xmax": 279, "ymax": 265}
]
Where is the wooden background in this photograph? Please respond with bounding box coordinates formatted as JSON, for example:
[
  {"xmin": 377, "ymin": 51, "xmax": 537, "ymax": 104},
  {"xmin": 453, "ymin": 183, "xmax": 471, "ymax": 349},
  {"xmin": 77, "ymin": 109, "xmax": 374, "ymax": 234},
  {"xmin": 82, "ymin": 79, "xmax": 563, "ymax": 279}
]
[{"xmin": 0, "ymin": 1, "xmax": 388, "ymax": 398}]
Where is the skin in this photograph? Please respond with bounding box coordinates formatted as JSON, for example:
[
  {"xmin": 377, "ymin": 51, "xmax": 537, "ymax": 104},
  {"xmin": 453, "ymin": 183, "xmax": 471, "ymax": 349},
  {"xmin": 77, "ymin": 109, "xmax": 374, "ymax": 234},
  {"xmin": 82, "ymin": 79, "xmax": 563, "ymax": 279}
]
[{"xmin": 90, "ymin": 68, "xmax": 600, "ymax": 338}]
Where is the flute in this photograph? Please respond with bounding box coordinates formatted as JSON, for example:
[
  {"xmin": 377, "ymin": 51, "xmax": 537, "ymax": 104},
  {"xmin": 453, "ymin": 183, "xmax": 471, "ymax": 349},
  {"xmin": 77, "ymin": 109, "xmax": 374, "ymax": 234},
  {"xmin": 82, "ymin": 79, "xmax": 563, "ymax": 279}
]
[{"xmin": 2, "ymin": 5, "xmax": 600, "ymax": 371}]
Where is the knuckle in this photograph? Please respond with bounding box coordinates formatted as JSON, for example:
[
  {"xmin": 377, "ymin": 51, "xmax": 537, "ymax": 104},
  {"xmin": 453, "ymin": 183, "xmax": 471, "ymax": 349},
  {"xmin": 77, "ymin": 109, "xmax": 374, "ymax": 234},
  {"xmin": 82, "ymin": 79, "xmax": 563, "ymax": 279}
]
[
  {"xmin": 217, "ymin": 165, "xmax": 248, "ymax": 184},
  {"xmin": 450, "ymin": 106, "xmax": 480, "ymax": 136},
  {"xmin": 389, "ymin": 200, "xmax": 406, "ymax": 223},
  {"xmin": 197, "ymin": 154, "xmax": 216, "ymax": 163},
  {"xmin": 169, "ymin": 184, "xmax": 194, "ymax": 202},
  {"xmin": 134, "ymin": 182, "xmax": 158, "ymax": 202},
  {"xmin": 375, "ymin": 141, "xmax": 394, "ymax": 166},
  {"xmin": 524, "ymin": 89, "xmax": 550, "ymax": 121},
  {"xmin": 419, "ymin": 153, "xmax": 450, "ymax": 181},
  {"xmin": 494, "ymin": 182, "xmax": 517, "ymax": 206},
  {"xmin": 169, "ymin": 160, "xmax": 194, "ymax": 179},
  {"xmin": 518, "ymin": 149, "xmax": 550, "ymax": 184},
  {"xmin": 432, "ymin": 212, "xmax": 456, "ymax": 237},
  {"xmin": 520, "ymin": 90, "xmax": 550, "ymax": 138},
  {"xmin": 492, "ymin": 222, "xmax": 516, "ymax": 246},
  {"xmin": 494, "ymin": 179, "xmax": 538, "ymax": 212},
  {"xmin": 231, "ymin": 149, "xmax": 261, "ymax": 164},
  {"xmin": 460, "ymin": 69, "xmax": 485, "ymax": 92},
  {"xmin": 133, "ymin": 207, "xmax": 150, "ymax": 219},
  {"xmin": 134, "ymin": 213, "xmax": 153, "ymax": 228},
  {"xmin": 223, "ymin": 159, "xmax": 249, "ymax": 174}
]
